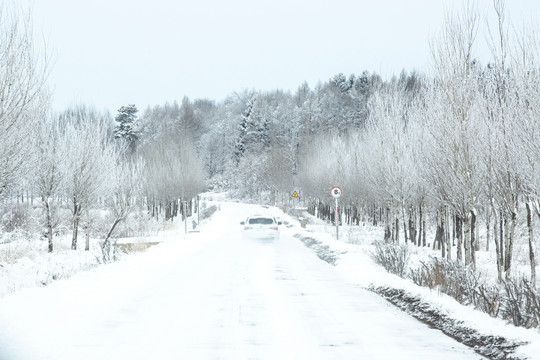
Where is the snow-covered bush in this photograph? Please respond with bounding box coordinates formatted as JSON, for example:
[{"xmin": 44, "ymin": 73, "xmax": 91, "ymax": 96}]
[
  {"xmin": 501, "ymin": 278, "xmax": 540, "ymax": 329},
  {"xmin": 0, "ymin": 204, "xmax": 31, "ymax": 233},
  {"xmin": 474, "ymin": 283, "xmax": 502, "ymax": 318},
  {"xmin": 408, "ymin": 257, "xmax": 540, "ymax": 329},
  {"xmin": 410, "ymin": 257, "xmax": 481, "ymax": 305},
  {"xmin": 371, "ymin": 242, "xmax": 410, "ymax": 278},
  {"xmin": 0, "ymin": 230, "xmax": 41, "ymax": 264}
]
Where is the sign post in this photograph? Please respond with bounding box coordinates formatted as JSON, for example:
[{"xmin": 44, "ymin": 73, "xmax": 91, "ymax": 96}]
[
  {"xmin": 331, "ymin": 186, "xmax": 342, "ymax": 241},
  {"xmin": 292, "ymin": 190, "xmax": 300, "ymax": 208}
]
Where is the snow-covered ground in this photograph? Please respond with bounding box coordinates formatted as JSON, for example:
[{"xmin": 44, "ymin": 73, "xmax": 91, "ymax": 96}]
[{"xmin": 0, "ymin": 199, "xmax": 491, "ymax": 359}]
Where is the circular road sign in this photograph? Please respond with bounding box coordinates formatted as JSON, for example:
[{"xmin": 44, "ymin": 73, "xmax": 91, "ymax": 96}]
[{"xmin": 331, "ymin": 186, "xmax": 342, "ymax": 198}]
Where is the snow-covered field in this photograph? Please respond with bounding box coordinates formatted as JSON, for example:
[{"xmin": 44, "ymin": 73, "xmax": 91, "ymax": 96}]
[
  {"xmin": 0, "ymin": 212, "xmax": 166, "ymax": 299},
  {"xmin": 0, "ymin": 197, "xmax": 538, "ymax": 359}
]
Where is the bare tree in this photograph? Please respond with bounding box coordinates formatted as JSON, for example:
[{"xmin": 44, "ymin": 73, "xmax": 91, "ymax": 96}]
[
  {"xmin": 481, "ymin": 0, "xmax": 524, "ymax": 281},
  {"xmin": 101, "ymin": 158, "xmax": 143, "ymax": 262},
  {"xmin": 0, "ymin": 3, "xmax": 49, "ymax": 198},
  {"xmin": 423, "ymin": 2, "xmax": 484, "ymax": 267},
  {"xmin": 363, "ymin": 87, "xmax": 422, "ymax": 244},
  {"xmin": 142, "ymin": 132, "xmax": 206, "ymax": 221},
  {"xmin": 510, "ymin": 16, "xmax": 540, "ymax": 285},
  {"xmin": 59, "ymin": 109, "xmax": 115, "ymax": 250},
  {"xmin": 34, "ymin": 114, "xmax": 63, "ymax": 252}
]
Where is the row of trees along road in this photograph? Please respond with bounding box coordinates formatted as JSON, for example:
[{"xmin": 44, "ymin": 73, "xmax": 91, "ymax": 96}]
[
  {"xmin": 3, "ymin": 0, "xmax": 540, "ymax": 282},
  {"xmin": 300, "ymin": 1, "xmax": 540, "ymax": 284},
  {"xmin": 0, "ymin": 4, "xmax": 206, "ymax": 261},
  {"xmin": 29, "ymin": 102, "xmax": 206, "ymax": 261}
]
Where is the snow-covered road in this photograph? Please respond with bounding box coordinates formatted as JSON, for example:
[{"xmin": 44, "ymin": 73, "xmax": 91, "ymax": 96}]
[{"xmin": 0, "ymin": 202, "xmax": 483, "ymax": 359}]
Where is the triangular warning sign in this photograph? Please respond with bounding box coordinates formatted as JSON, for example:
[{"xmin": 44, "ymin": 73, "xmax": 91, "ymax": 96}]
[{"xmin": 292, "ymin": 191, "xmax": 299, "ymax": 198}]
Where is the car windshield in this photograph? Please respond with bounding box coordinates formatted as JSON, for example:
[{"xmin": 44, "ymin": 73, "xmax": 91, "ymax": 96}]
[{"xmin": 248, "ymin": 218, "xmax": 274, "ymax": 225}]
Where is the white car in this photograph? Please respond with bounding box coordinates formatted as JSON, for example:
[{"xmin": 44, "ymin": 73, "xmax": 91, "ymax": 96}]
[{"xmin": 240, "ymin": 214, "xmax": 281, "ymax": 240}]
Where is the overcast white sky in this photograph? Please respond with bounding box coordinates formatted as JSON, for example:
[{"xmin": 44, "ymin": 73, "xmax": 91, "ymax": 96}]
[{"xmin": 22, "ymin": 0, "xmax": 540, "ymax": 113}]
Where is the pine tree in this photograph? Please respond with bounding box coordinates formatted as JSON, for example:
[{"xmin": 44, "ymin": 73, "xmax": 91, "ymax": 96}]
[
  {"xmin": 234, "ymin": 97, "xmax": 255, "ymax": 165},
  {"xmin": 114, "ymin": 105, "xmax": 140, "ymax": 153}
]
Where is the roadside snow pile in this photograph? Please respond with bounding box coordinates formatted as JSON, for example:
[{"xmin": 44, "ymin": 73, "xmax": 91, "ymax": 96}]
[
  {"xmin": 293, "ymin": 234, "xmax": 345, "ymax": 265},
  {"xmin": 370, "ymin": 286, "xmax": 526, "ymax": 360},
  {"xmin": 290, "ymin": 225, "xmax": 540, "ymax": 360}
]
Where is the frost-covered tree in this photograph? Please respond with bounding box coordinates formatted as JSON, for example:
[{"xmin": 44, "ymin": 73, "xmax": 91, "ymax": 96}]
[
  {"xmin": 234, "ymin": 96, "xmax": 255, "ymax": 165},
  {"xmin": 422, "ymin": 3, "xmax": 484, "ymax": 267},
  {"xmin": 479, "ymin": 0, "xmax": 540, "ymax": 283},
  {"xmin": 243, "ymin": 97, "xmax": 270, "ymax": 154},
  {"xmin": 114, "ymin": 104, "xmax": 140, "ymax": 154},
  {"xmin": 476, "ymin": 0, "xmax": 527, "ymax": 280},
  {"xmin": 0, "ymin": 4, "xmax": 49, "ymax": 198},
  {"xmin": 200, "ymin": 122, "xmax": 229, "ymax": 182},
  {"xmin": 178, "ymin": 96, "xmax": 200, "ymax": 140},
  {"xmin": 363, "ymin": 87, "xmax": 423, "ymax": 245},
  {"xmin": 60, "ymin": 109, "xmax": 116, "ymax": 250},
  {"xmin": 142, "ymin": 132, "xmax": 206, "ymax": 220},
  {"xmin": 101, "ymin": 158, "xmax": 143, "ymax": 262},
  {"xmin": 34, "ymin": 115, "xmax": 63, "ymax": 253},
  {"xmin": 513, "ymin": 30, "xmax": 540, "ymax": 286}
]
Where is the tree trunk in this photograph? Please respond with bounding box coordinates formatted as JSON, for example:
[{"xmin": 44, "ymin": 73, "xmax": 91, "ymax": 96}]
[
  {"xmin": 526, "ymin": 201, "xmax": 536, "ymax": 287},
  {"xmin": 434, "ymin": 207, "xmax": 443, "ymax": 252},
  {"xmin": 384, "ymin": 207, "xmax": 391, "ymax": 243},
  {"xmin": 452, "ymin": 214, "xmax": 456, "ymax": 246},
  {"xmin": 445, "ymin": 212, "xmax": 451, "ymax": 260},
  {"xmin": 417, "ymin": 204, "xmax": 423, "ymax": 247},
  {"xmin": 486, "ymin": 208, "xmax": 491, "ymax": 252},
  {"xmin": 456, "ymin": 215, "xmax": 463, "ymax": 262},
  {"xmin": 403, "ymin": 220, "xmax": 409, "ymax": 244},
  {"xmin": 391, "ymin": 211, "xmax": 395, "ymax": 243},
  {"xmin": 471, "ymin": 210, "xmax": 476, "ymax": 269},
  {"xmin": 504, "ymin": 210, "xmax": 517, "ymax": 281},
  {"xmin": 165, "ymin": 202, "xmax": 171, "ymax": 221},
  {"xmin": 409, "ymin": 209, "xmax": 416, "ymax": 246},
  {"xmin": 72, "ymin": 199, "xmax": 80, "ymax": 250},
  {"xmin": 475, "ymin": 212, "xmax": 480, "ymax": 252},
  {"xmin": 434, "ymin": 223, "xmax": 443, "ymax": 251},
  {"xmin": 441, "ymin": 213, "xmax": 446, "ymax": 259},
  {"xmin": 85, "ymin": 225, "xmax": 90, "ymax": 251},
  {"xmin": 493, "ymin": 208, "xmax": 503, "ymax": 282},
  {"xmin": 395, "ymin": 216, "xmax": 399, "ymax": 244},
  {"xmin": 72, "ymin": 214, "xmax": 79, "ymax": 251},
  {"xmin": 101, "ymin": 218, "xmax": 122, "ymax": 263},
  {"xmin": 503, "ymin": 214, "xmax": 510, "ymax": 279},
  {"xmin": 423, "ymin": 218, "xmax": 427, "ymax": 247},
  {"xmin": 45, "ymin": 199, "xmax": 53, "ymax": 253},
  {"xmin": 464, "ymin": 215, "xmax": 471, "ymax": 265}
]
